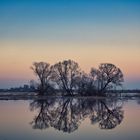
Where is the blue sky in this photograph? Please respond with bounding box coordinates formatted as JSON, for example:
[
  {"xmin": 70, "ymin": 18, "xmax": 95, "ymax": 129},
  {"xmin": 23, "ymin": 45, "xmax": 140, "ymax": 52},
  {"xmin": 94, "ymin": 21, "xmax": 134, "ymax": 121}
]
[
  {"xmin": 0, "ymin": 0, "xmax": 140, "ymax": 89},
  {"xmin": 0, "ymin": 0, "xmax": 140, "ymax": 40}
]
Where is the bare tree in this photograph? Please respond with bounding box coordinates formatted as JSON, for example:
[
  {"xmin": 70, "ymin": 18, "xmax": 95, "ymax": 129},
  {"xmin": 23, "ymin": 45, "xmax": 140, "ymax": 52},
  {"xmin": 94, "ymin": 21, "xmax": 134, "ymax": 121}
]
[
  {"xmin": 75, "ymin": 72, "xmax": 96, "ymax": 96},
  {"xmin": 31, "ymin": 62, "xmax": 52, "ymax": 95},
  {"xmin": 51, "ymin": 60, "xmax": 81, "ymax": 95},
  {"xmin": 90, "ymin": 63, "xmax": 124, "ymax": 94},
  {"xmin": 30, "ymin": 61, "xmax": 124, "ymax": 96}
]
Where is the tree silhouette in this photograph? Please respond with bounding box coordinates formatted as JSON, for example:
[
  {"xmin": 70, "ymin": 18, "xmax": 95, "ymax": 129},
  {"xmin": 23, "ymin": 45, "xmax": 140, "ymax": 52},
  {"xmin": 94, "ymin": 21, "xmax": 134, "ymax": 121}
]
[
  {"xmin": 31, "ymin": 61, "xmax": 124, "ymax": 96},
  {"xmin": 31, "ymin": 62, "xmax": 53, "ymax": 95},
  {"xmin": 51, "ymin": 60, "xmax": 81, "ymax": 95},
  {"xmin": 75, "ymin": 72, "xmax": 96, "ymax": 96},
  {"xmin": 90, "ymin": 63, "xmax": 124, "ymax": 95}
]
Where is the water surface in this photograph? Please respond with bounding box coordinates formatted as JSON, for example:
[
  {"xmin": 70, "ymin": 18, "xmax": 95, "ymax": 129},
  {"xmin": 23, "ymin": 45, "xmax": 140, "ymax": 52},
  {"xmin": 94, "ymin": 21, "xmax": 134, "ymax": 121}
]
[{"xmin": 0, "ymin": 97, "xmax": 140, "ymax": 140}]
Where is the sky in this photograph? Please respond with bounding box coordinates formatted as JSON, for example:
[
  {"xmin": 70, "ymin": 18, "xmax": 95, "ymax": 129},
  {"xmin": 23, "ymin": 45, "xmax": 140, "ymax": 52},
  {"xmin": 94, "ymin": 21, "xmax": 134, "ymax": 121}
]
[{"xmin": 0, "ymin": 0, "xmax": 140, "ymax": 89}]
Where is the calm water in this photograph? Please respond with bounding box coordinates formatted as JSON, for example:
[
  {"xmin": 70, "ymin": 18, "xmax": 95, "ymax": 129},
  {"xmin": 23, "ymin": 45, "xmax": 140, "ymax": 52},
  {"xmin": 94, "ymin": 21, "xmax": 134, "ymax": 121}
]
[{"xmin": 0, "ymin": 97, "xmax": 140, "ymax": 140}]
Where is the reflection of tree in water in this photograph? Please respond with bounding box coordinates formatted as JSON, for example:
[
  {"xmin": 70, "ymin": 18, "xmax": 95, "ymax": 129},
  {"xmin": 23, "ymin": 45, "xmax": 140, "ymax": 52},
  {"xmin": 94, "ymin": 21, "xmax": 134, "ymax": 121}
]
[
  {"xmin": 90, "ymin": 100, "xmax": 123, "ymax": 129},
  {"xmin": 30, "ymin": 98, "xmax": 56, "ymax": 129},
  {"xmin": 30, "ymin": 98, "xmax": 83, "ymax": 132},
  {"xmin": 30, "ymin": 98, "xmax": 124, "ymax": 133}
]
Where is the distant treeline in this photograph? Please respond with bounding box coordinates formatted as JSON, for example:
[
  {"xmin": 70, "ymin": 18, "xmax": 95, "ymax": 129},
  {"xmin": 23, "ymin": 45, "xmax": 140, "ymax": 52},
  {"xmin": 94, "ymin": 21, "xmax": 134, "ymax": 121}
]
[
  {"xmin": 108, "ymin": 89, "xmax": 140, "ymax": 93},
  {"xmin": 0, "ymin": 84, "xmax": 34, "ymax": 93},
  {"xmin": 0, "ymin": 87, "xmax": 140, "ymax": 94}
]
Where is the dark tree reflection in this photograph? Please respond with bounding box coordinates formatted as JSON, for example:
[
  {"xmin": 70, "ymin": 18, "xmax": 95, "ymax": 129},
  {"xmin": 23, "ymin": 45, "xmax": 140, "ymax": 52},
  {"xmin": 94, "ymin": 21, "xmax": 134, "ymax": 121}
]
[
  {"xmin": 29, "ymin": 97, "xmax": 124, "ymax": 133},
  {"xmin": 30, "ymin": 98, "xmax": 56, "ymax": 129},
  {"xmin": 90, "ymin": 100, "xmax": 123, "ymax": 129}
]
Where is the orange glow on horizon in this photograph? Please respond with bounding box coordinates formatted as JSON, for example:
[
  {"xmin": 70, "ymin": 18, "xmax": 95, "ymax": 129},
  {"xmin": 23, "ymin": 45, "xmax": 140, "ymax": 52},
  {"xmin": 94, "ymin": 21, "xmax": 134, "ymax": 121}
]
[{"xmin": 0, "ymin": 40, "xmax": 140, "ymax": 81}]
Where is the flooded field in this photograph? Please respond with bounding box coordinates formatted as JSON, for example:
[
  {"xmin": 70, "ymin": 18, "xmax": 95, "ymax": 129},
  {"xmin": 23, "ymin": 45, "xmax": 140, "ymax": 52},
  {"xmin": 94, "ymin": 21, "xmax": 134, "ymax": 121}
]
[{"xmin": 0, "ymin": 96, "xmax": 140, "ymax": 140}]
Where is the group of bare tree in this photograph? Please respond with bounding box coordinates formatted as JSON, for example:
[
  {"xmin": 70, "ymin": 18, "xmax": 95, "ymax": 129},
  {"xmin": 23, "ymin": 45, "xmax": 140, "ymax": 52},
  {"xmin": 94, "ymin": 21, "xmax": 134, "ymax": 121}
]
[
  {"xmin": 31, "ymin": 59, "xmax": 124, "ymax": 96},
  {"xmin": 30, "ymin": 98, "xmax": 124, "ymax": 132}
]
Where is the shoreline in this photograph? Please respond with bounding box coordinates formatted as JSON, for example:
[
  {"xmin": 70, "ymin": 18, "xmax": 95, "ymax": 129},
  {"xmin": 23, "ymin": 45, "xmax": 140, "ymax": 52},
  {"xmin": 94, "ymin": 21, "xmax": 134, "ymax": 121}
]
[{"xmin": 0, "ymin": 94, "xmax": 140, "ymax": 100}]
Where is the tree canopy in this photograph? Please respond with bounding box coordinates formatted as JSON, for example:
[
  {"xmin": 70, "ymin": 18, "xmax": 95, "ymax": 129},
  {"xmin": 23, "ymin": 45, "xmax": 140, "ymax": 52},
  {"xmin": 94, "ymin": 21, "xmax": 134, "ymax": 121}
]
[{"xmin": 31, "ymin": 60, "xmax": 124, "ymax": 96}]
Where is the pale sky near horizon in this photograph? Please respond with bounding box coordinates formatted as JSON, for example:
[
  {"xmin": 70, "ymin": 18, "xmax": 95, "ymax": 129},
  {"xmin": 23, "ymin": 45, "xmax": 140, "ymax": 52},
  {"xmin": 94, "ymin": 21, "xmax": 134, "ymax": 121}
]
[{"xmin": 0, "ymin": 0, "xmax": 140, "ymax": 89}]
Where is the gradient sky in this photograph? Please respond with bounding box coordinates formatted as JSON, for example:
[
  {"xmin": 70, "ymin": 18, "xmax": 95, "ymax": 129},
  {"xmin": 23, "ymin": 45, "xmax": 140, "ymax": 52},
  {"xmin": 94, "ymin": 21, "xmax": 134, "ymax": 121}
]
[{"xmin": 0, "ymin": 0, "xmax": 140, "ymax": 89}]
